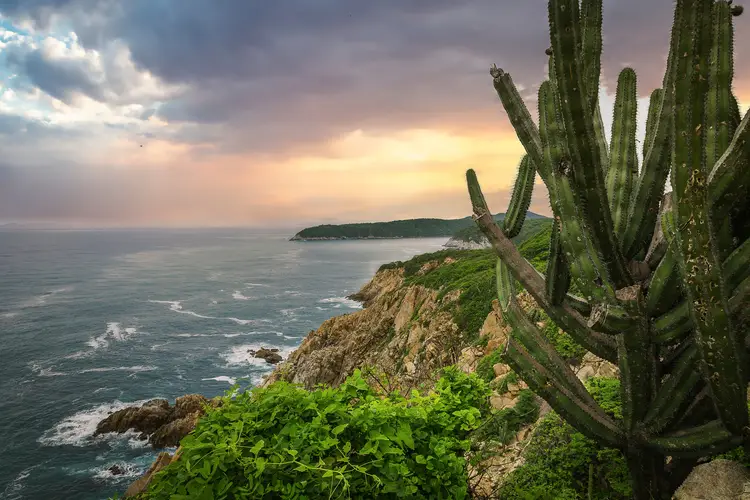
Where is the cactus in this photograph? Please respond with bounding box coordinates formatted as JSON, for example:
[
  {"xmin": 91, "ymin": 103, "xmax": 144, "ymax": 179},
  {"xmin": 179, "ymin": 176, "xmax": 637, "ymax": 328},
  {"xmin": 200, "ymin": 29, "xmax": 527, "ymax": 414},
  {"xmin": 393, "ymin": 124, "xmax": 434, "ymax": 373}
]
[{"xmin": 465, "ymin": 0, "xmax": 750, "ymax": 497}]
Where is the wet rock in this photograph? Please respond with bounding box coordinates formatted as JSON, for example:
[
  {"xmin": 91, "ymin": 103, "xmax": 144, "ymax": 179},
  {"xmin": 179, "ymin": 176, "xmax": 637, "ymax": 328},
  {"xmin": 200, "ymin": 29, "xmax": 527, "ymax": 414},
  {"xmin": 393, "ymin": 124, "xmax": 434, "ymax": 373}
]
[
  {"xmin": 149, "ymin": 412, "xmax": 202, "ymax": 448},
  {"xmin": 95, "ymin": 394, "xmax": 218, "ymax": 450},
  {"xmin": 254, "ymin": 347, "xmax": 283, "ymax": 364},
  {"xmin": 95, "ymin": 399, "xmax": 171, "ymax": 436},
  {"xmin": 108, "ymin": 464, "xmax": 126, "ymax": 476}
]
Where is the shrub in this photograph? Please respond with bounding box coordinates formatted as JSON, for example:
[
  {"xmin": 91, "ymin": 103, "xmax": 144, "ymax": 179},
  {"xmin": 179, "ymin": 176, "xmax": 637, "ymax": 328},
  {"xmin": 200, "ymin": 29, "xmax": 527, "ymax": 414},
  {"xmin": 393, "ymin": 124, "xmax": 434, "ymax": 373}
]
[{"xmin": 143, "ymin": 368, "xmax": 490, "ymax": 499}]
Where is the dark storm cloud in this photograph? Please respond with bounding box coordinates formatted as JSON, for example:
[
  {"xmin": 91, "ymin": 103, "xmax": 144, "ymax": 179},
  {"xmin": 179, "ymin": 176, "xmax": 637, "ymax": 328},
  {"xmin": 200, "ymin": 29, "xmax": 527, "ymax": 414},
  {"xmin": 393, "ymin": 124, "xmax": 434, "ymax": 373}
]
[
  {"xmin": 4, "ymin": 0, "xmax": 742, "ymax": 156},
  {"xmin": 4, "ymin": 44, "xmax": 105, "ymax": 104}
]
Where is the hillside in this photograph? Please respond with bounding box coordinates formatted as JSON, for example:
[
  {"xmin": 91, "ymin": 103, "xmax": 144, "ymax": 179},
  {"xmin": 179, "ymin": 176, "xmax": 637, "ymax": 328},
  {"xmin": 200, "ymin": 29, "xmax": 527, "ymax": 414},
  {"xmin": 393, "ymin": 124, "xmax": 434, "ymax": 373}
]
[
  {"xmin": 289, "ymin": 212, "xmax": 547, "ymax": 241},
  {"xmin": 444, "ymin": 218, "xmax": 553, "ymax": 250}
]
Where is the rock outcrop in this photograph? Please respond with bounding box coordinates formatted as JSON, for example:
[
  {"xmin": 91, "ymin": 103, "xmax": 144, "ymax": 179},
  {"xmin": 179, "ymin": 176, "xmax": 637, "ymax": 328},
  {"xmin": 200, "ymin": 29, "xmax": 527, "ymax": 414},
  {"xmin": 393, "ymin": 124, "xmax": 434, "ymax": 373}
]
[
  {"xmin": 674, "ymin": 459, "xmax": 750, "ymax": 499},
  {"xmin": 95, "ymin": 394, "xmax": 219, "ymax": 449},
  {"xmin": 249, "ymin": 347, "xmax": 283, "ymax": 364}
]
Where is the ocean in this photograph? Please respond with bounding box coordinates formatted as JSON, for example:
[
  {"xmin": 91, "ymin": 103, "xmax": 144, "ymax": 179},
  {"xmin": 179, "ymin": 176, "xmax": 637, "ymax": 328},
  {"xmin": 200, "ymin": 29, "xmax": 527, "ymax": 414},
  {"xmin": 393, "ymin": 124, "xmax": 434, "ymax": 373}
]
[{"xmin": 0, "ymin": 228, "xmax": 448, "ymax": 500}]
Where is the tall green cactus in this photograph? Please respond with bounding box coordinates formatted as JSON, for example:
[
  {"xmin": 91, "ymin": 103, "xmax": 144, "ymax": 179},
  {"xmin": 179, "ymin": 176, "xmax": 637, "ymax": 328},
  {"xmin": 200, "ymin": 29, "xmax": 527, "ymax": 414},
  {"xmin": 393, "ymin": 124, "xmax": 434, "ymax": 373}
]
[{"xmin": 465, "ymin": 0, "xmax": 750, "ymax": 497}]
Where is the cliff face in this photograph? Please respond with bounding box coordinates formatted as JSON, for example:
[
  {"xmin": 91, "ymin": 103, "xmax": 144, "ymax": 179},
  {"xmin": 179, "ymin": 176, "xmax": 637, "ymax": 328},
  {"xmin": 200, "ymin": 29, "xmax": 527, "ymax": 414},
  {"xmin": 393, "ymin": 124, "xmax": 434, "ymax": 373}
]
[{"xmin": 264, "ymin": 258, "xmax": 503, "ymax": 391}]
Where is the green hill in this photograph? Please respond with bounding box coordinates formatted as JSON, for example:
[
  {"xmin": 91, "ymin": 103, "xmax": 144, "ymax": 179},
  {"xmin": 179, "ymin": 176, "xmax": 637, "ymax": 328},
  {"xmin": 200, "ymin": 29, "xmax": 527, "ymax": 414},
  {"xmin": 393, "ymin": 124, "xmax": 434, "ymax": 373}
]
[
  {"xmin": 290, "ymin": 212, "xmax": 548, "ymax": 241},
  {"xmin": 446, "ymin": 217, "xmax": 552, "ymax": 248}
]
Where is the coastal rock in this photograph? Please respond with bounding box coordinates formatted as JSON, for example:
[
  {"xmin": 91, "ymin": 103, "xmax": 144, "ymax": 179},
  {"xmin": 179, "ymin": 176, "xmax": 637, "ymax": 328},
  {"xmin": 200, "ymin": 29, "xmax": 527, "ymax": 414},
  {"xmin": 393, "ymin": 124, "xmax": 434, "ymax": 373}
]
[
  {"xmin": 95, "ymin": 399, "xmax": 172, "ymax": 436},
  {"xmin": 674, "ymin": 459, "xmax": 750, "ymax": 499},
  {"xmin": 249, "ymin": 347, "xmax": 283, "ymax": 364},
  {"xmin": 108, "ymin": 464, "xmax": 126, "ymax": 476},
  {"xmin": 123, "ymin": 452, "xmax": 175, "ymax": 498},
  {"xmin": 95, "ymin": 395, "xmax": 216, "ymax": 450},
  {"xmin": 264, "ymin": 264, "xmax": 463, "ymax": 391},
  {"xmin": 149, "ymin": 412, "xmax": 202, "ymax": 448}
]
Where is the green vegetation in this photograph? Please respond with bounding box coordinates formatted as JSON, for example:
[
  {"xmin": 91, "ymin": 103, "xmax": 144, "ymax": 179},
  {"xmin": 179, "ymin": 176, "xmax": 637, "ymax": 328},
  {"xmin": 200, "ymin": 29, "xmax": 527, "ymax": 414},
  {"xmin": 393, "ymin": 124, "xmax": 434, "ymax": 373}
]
[
  {"xmin": 449, "ymin": 218, "xmax": 552, "ymax": 248},
  {"xmin": 466, "ymin": 0, "xmax": 750, "ymax": 496},
  {"xmin": 475, "ymin": 348, "xmax": 503, "ymax": 384},
  {"xmin": 291, "ymin": 212, "xmax": 547, "ymax": 241},
  {"xmin": 142, "ymin": 368, "xmax": 490, "ymax": 499},
  {"xmin": 471, "ymin": 389, "xmax": 539, "ymax": 446},
  {"xmin": 499, "ymin": 379, "xmax": 631, "ymax": 500}
]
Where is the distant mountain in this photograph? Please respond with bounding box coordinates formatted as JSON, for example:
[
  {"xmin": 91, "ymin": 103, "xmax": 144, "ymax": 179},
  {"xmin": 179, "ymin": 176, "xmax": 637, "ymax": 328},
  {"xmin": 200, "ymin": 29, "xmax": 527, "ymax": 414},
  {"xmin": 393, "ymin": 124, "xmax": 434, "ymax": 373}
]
[{"xmin": 289, "ymin": 212, "xmax": 548, "ymax": 241}]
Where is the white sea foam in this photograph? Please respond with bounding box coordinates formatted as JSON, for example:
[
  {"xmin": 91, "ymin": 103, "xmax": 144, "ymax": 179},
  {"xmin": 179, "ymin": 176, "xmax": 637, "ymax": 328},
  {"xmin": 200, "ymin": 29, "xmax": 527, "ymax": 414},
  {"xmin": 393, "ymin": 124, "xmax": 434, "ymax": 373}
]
[
  {"xmin": 232, "ymin": 291, "xmax": 255, "ymax": 301},
  {"xmin": 38, "ymin": 399, "xmax": 152, "ymax": 447},
  {"xmin": 201, "ymin": 376, "xmax": 237, "ymax": 385},
  {"xmin": 17, "ymin": 286, "xmax": 74, "ymax": 309},
  {"xmin": 150, "ymin": 299, "xmax": 267, "ymax": 325},
  {"xmin": 245, "ymin": 282, "xmax": 270, "ymax": 287},
  {"xmin": 220, "ymin": 343, "xmax": 294, "ymax": 368},
  {"xmin": 29, "ymin": 362, "xmax": 66, "ymax": 377},
  {"xmin": 91, "ymin": 461, "xmax": 144, "ymax": 482},
  {"xmin": 2, "ymin": 464, "xmax": 41, "ymax": 499},
  {"xmin": 78, "ymin": 365, "xmax": 157, "ymax": 374},
  {"xmin": 318, "ymin": 297, "xmax": 363, "ymax": 309},
  {"xmin": 86, "ymin": 322, "xmax": 139, "ymax": 351}
]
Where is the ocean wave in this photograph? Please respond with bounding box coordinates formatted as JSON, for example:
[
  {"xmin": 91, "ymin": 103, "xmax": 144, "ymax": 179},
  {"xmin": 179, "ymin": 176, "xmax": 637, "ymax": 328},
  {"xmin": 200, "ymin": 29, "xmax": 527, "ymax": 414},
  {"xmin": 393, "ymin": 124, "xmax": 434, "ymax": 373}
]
[
  {"xmin": 86, "ymin": 322, "xmax": 139, "ymax": 351},
  {"xmin": 17, "ymin": 286, "xmax": 74, "ymax": 309},
  {"xmin": 78, "ymin": 366, "xmax": 157, "ymax": 374},
  {"xmin": 201, "ymin": 375, "xmax": 237, "ymax": 385},
  {"xmin": 220, "ymin": 343, "xmax": 294, "ymax": 368},
  {"xmin": 318, "ymin": 297, "xmax": 363, "ymax": 309},
  {"xmin": 29, "ymin": 362, "xmax": 67, "ymax": 377},
  {"xmin": 91, "ymin": 461, "xmax": 144, "ymax": 482},
  {"xmin": 150, "ymin": 299, "xmax": 269, "ymax": 326},
  {"xmin": 1, "ymin": 464, "xmax": 42, "ymax": 500},
  {"xmin": 38, "ymin": 399, "xmax": 152, "ymax": 447},
  {"xmin": 245, "ymin": 282, "xmax": 270, "ymax": 287},
  {"xmin": 232, "ymin": 291, "xmax": 256, "ymax": 301}
]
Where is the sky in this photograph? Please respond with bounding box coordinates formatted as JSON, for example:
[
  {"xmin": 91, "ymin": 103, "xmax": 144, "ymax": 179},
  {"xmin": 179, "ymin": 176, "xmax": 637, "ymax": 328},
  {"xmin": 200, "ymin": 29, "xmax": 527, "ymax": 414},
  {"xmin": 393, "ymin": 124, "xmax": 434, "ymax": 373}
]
[{"xmin": 0, "ymin": 1, "xmax": 748, "ymax": 228}]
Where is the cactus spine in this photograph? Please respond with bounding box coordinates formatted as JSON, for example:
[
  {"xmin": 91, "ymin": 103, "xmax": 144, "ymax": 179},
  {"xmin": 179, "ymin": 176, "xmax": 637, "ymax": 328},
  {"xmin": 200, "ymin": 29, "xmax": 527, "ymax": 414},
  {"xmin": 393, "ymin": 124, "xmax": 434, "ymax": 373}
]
[{"xmin": 466, "ymin": 0, "xmax": 750, "ymax": 497}]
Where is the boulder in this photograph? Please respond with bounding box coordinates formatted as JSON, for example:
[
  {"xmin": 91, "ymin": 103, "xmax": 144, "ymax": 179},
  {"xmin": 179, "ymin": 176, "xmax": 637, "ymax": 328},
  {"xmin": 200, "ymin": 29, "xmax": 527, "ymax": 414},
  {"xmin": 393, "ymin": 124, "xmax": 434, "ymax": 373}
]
[
  {"xmin": 95, "ymin": 394, "xmax": 218, "ymax": 450},
  {"xmin": 253, "ymin": 347, "xmax": 283, "ymax": 364},
  {"xmin": 95, "ymin": 399, "xmax": 171, "ymax": 436},
  {"xmin": 149, "ymin": 412, "xmax": 202, "ymax": 448},
  {"xmin": 674, "ymin": 459, "xmax": 750, "ymax": 499},
  {"xmin": 108, "ymin": 464, "xmax": 126, "ymax": 476}
]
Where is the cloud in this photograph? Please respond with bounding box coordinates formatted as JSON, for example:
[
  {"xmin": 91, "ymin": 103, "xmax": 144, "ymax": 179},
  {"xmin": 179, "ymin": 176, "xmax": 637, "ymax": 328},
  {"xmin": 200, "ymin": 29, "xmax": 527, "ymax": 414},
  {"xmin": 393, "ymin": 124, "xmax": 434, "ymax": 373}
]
[{"xmin": 0, "ymin": 0, "xmax": 748, "ymax": 226}]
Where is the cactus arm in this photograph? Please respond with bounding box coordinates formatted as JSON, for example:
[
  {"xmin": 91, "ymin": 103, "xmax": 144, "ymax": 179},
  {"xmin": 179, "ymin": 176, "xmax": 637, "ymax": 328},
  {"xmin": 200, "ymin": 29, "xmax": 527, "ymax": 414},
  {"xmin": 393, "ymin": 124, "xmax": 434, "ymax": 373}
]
[
  {"xmin": 622, "ymin": 3, "xmax": 683, "ymax": 259},
  {"xmin": 499, "ymin": 260, "xmax": 599, "ymax": 406},
  {"xmin": 706, "ymin": 1, "xmax": 734, "ymax": 169},
  {"xmin": 502, "ymin": 154, "xmax": 537, "ymax": 238},
  {"xmin": 708, "ymin": 109, "xmax": 750, "ymax": 213},
  {"xmin": 539, "ymin": 80, "xmax": 614, "ymax": 302},
  {"xmin": 580, "ymin": 0, "xmax": 609, "ymax": 171},
  {"xmin": 606, "ymin": 68, "xmax": 639, "ymax": 235},
  {"xmin": 643, "ymin": 192, "xmax": 674, "ymax": 269},
  {"xmin": 467, "ymin": 169, "xmax": 618, "ymax": 362},
  {"xmin": 549, "ymin": 0, "xmax": 632, "ymax": 289},
  {"xmin": 645, "ymin": 245, "xmax": 680, "ymax": 316},
  {"xmin": 643, "ymin": 89, "xmax": 663, "ymax": 159},
  {"xmin": 706, "ymin": 1, "xmax": 737, "ymax": 260},
  {"xmin": 615, "ymin": 285, "xmax": 656, "ymax": 432},
  {"xmin": 652, "ymin": 303, "xmax": 692, "ymax": 344},
  {"xmin": 645, "ymin": 420, "xmax": 743, "ymax": 458},
  {"xmin": 641, "ymin": 345, "xmax": 701, "ymax": 434},
  {"xmin": 505, "ymin": 338, "xmax": 624, "ymax": 447},
  {"xmin": 490, "ymin": 67, "xmax": 548, "ymax": 183},
  {"xmin": 671, "ymin": 0, "xmax": 748, "ymax": 436},
  {"xmin": 545, "ymin": 217, "xmax": 571, "ymax": 304},
  {"xmin": 723, "ymin": 235, "xmax": 750, "ymax": 290},
  {"xmin": 730, "ymin": 94, "xmax": 741, "ymax": 132}
]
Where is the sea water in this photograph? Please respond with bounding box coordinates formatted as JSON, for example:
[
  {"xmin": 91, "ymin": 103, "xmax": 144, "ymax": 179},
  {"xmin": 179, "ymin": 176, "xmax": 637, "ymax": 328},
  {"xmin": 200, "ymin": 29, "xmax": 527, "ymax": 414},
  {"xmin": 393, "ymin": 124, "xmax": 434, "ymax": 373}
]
[{"xmin": 0, "ymin": 228, "xmax": 447, "ymax": 500}]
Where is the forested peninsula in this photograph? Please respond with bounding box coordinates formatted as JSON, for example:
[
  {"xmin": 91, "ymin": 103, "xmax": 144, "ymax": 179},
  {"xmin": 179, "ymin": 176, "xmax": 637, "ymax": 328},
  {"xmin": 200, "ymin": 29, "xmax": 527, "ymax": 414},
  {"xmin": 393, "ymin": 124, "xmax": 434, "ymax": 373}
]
[{"xmin": 289, "ymin": 212, "xmax": 547, "ymax": 241}]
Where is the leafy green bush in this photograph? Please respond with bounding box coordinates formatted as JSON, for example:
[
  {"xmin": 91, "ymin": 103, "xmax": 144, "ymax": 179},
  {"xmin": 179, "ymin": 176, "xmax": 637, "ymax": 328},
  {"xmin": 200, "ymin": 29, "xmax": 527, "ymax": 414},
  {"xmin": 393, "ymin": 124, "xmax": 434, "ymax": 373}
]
[
  {"xmin": 498, "ymin": 377, "xmax": 631, "ymax": 499},
  {"xmin": 144, "ymin": 368, "xmax": 490, "ymax": 499}
]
